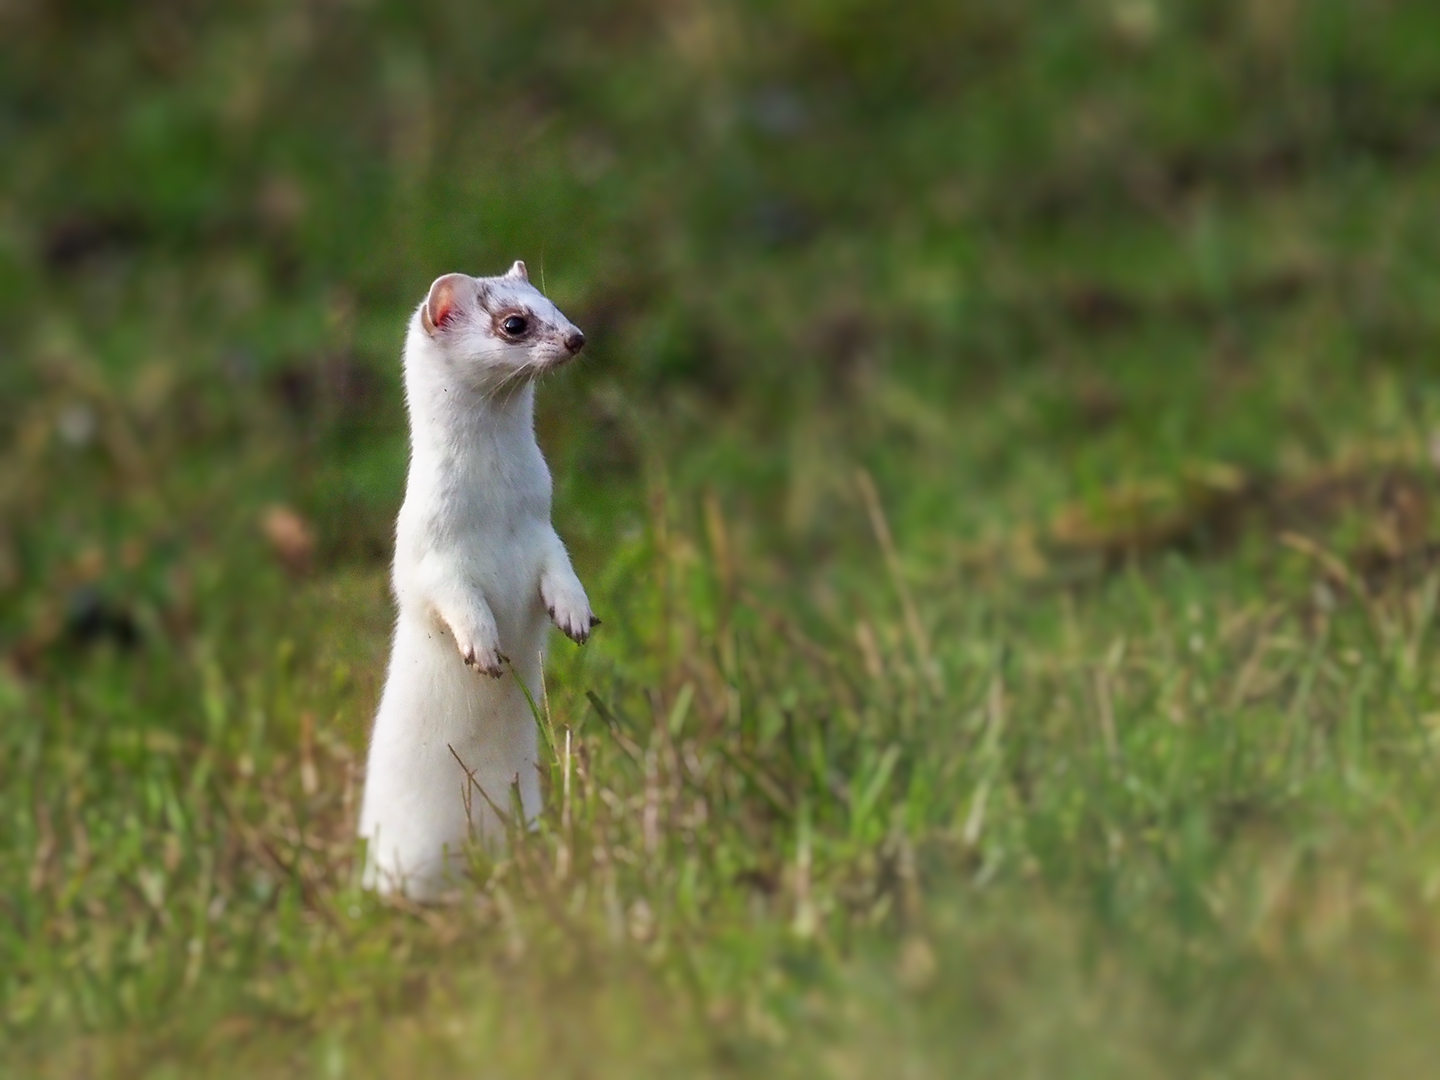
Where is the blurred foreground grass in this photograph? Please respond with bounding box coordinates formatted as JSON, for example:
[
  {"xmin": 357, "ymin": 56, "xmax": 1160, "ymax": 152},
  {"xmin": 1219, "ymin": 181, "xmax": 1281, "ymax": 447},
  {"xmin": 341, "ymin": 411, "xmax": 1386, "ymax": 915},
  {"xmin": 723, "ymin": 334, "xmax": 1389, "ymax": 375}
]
[{"xmin": 3, "ymin": 1, "xmax": 1440, "ymax": 1076}]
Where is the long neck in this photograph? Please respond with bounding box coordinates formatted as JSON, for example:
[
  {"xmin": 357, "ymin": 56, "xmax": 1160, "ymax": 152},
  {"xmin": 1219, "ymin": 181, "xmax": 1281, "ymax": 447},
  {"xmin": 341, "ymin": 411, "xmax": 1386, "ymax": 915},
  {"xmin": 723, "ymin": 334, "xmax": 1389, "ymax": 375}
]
[{"xmin": 401, "ymin": 323, "xmax": 539, "ymax": 499}]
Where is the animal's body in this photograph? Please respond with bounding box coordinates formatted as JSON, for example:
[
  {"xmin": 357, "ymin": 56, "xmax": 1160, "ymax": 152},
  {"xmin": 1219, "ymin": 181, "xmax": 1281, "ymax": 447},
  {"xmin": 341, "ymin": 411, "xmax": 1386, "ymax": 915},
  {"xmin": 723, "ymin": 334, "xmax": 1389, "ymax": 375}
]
[{"xmin": 358, "ymin": 262, "xmax": 594, "ymax": 900}]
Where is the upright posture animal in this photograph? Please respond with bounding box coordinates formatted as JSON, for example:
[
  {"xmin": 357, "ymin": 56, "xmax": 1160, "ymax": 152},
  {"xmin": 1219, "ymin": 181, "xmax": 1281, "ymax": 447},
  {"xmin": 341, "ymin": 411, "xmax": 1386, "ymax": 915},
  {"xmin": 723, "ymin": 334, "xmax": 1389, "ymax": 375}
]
[{"xmin": 359, "ymin": 262, "xmax": 595, "ymax": 899}]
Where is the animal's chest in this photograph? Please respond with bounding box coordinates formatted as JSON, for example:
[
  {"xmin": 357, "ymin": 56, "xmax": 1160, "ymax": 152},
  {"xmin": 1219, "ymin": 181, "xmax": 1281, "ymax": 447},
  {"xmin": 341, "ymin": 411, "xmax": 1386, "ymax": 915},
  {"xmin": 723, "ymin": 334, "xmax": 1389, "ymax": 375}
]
[{"xmin": 446, "ymin": 482, "xmax": 549, "ymax": 603}]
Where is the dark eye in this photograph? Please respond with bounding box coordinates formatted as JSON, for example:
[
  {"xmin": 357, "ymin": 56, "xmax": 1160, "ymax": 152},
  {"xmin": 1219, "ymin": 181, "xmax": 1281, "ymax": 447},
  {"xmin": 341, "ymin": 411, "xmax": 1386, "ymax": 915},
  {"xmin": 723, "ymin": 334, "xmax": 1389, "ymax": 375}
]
[{"xmin": 501, "ymin": 315, "xmax": 528, "ymax": 337}]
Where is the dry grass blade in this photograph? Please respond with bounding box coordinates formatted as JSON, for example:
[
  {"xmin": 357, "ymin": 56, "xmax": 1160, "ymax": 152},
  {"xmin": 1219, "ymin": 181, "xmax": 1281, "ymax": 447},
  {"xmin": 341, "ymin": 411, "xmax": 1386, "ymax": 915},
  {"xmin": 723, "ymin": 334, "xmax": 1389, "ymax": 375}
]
[{"xmin": 856, "ymin": 468, "xmax": 938, "ymax": 691}]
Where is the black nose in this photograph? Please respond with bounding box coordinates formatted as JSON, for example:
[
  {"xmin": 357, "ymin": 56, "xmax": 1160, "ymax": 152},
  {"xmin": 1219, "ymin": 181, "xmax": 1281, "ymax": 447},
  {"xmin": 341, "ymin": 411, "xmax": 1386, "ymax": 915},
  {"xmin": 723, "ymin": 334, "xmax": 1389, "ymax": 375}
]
[{"xmin": 564, "ymin": 330, "xmax": 586, "ymax": 354}]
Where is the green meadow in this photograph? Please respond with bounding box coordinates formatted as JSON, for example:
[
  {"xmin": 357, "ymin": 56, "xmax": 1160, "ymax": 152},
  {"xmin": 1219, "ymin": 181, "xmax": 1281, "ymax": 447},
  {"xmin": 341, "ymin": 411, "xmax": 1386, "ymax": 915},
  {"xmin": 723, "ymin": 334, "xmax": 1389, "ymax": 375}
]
[{"xmin": 4, "ymin": 1, "xmax": 1440, "ymax": 1075}]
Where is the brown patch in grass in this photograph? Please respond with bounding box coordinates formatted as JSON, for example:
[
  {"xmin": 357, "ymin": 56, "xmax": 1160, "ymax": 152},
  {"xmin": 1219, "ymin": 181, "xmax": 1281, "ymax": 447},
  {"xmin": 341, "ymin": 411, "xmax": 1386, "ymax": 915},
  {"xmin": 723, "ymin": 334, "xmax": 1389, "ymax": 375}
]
[{"xmin": 1045, "ymin": 458, "xmax": 1436, "ymax": 590}]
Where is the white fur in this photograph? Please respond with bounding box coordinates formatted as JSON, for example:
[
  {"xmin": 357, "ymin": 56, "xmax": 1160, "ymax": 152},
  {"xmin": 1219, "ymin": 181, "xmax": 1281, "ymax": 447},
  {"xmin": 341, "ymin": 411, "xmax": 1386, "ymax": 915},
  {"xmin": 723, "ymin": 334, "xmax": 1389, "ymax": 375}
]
[{"xmin": 359, "ymin": 264, "xmax": 593, "ymax": 900}]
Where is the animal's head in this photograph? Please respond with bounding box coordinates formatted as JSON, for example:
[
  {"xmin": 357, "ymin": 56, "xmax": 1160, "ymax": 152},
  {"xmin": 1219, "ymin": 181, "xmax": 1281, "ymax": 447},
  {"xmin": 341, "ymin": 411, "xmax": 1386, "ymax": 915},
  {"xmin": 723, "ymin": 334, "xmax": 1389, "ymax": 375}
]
[{"xmin": 417, "ymin": 262, "xmax": 585, "ymax": 391}]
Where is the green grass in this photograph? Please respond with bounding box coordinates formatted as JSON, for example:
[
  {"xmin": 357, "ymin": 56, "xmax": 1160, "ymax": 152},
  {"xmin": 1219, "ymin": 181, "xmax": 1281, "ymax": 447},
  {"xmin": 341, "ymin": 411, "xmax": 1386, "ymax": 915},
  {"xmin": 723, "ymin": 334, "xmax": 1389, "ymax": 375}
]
[{"xmin": 4, "ymin": 1, "xmax": 1440, "ymax": 1075}]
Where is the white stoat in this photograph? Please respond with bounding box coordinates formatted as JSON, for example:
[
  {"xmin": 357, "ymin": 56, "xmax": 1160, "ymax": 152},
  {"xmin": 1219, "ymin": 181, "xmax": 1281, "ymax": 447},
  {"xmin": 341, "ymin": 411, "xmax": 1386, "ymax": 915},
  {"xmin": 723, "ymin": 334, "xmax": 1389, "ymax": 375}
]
[{"xmin": 359, "ymin": 260, "xmax": 596, "ymax": 900}]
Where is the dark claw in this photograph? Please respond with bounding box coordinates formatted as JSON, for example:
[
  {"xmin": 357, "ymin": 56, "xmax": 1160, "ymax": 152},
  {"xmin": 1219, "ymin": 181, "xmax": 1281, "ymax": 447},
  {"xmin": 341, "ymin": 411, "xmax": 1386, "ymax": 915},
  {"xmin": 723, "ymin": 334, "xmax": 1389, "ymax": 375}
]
[
  {"xmin": 463, "ymin": 645, "xmax": 508, "ymax": 677},
  {"xmin": 589, "ymin": 615, "xmax": 602, "ymax": 628}
]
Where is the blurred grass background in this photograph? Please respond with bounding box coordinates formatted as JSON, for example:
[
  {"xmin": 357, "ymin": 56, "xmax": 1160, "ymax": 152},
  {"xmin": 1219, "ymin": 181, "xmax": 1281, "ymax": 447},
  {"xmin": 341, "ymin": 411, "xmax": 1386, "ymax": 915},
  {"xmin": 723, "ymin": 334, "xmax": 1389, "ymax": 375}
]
[{"xmin": 3, "ymin": 0, "xmax": 1440, "ymax": 1076}]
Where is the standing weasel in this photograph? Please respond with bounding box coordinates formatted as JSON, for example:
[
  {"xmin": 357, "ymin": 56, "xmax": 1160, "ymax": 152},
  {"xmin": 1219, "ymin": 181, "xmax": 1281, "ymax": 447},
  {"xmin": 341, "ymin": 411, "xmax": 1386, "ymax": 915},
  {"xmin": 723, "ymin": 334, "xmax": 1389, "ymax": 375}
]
[{"xmin": 359, "ymin": 261, "xmax": 595, "ymax": 899}]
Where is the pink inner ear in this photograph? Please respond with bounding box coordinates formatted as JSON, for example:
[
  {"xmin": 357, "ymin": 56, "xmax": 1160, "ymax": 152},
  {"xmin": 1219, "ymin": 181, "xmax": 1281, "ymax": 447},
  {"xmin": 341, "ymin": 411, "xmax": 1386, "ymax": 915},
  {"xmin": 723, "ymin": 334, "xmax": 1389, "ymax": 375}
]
[{"xmin": 428, "ymin": 278, "xmax": 458, "ymax": 328}]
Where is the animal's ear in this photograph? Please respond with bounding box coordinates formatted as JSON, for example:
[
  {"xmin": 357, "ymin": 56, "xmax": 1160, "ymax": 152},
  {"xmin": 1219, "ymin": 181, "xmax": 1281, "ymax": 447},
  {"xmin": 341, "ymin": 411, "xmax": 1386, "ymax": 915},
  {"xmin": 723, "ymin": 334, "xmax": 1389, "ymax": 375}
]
[
  {"xmin": 421, "ymin": 273, "xmax": 472, "ymax": 335},
  {"xmin": 505, "ymin": 260, "xmax": 529, "ymax": 282}
]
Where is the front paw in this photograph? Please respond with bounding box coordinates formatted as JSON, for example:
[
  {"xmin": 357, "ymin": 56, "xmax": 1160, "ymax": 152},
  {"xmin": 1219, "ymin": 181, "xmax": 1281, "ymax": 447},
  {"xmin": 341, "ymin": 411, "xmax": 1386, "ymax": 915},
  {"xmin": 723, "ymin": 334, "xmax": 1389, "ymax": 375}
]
[
  {"xmin": 455, "ymin": 634, "xmax": 509, "ymax": 678},
  {"xmin": 540, "ymin": 575, "xmax": 598, "ymax": 645}
]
